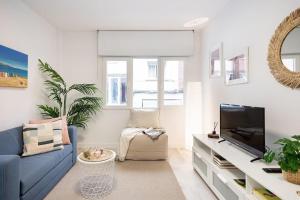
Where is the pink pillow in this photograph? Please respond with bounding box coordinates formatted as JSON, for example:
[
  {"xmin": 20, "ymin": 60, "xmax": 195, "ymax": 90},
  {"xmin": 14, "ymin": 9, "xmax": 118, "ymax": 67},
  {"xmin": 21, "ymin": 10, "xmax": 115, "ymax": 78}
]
[{"xmin": 29, "ymin": 116, "xmax": 71, "ymax": 145}]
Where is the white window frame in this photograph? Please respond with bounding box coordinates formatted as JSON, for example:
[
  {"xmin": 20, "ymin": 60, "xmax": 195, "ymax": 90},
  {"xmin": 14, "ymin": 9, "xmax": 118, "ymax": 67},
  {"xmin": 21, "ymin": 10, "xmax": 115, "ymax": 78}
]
[
  {"xmin": 102, "ymin": 57, "xmax": 185, "ymax": 109},
  {"xmin": 160, "ymin": 57, "xmax": 185, "ymax": 107},
  {"xmin": 102, "ymin": 57, "xmax": 131, "ymax": 109},
  {"xmin": 132, "ymin": 57, "xmax": 160, "ymax": 109}
]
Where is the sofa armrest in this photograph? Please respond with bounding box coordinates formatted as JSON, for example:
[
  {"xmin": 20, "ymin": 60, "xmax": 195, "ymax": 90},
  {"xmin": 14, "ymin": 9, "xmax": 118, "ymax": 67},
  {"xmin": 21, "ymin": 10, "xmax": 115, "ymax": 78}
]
[
  {"xmin": 0, "ymin": 155, "xmax": 20, "ymax": 200},
  {"xmin": 68, "ymin": 126, "xmax": 77, "ymax": 164}
]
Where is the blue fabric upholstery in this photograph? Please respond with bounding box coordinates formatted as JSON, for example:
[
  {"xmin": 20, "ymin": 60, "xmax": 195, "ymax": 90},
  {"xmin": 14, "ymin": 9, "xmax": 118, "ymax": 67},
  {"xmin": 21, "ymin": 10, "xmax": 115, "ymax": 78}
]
[
  {"xmin": 0, "ymin": 126, "xmax": 23, "ymax": 155},
  {"xmin": 21, "ymin": 154, "xmax": 73, "ymax": 200},
  {"xmin": 0, "ymin": 125, "xmax": 77, "ymax": 200},
  {"xmin": 68, "ymin": 126, "xmax": 77, "ymax": 165},
  {"xmin": 0, "ymin": 155, "xmax": 20, "ymax": 200},
  {"xmin": 20, "ymin": 145, "xmax": 72, "ymax": 194}
]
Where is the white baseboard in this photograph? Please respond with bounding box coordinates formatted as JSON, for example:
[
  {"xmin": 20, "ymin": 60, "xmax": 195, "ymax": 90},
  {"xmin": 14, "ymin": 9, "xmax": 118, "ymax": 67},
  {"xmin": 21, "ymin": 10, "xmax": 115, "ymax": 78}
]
[{"xmin": 77, "ymin": 142, "xmax": 184, "ymax": 152}]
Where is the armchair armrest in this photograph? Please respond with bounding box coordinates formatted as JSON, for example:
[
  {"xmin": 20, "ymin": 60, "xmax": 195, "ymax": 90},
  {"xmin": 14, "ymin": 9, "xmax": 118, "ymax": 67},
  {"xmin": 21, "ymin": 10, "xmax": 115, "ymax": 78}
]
[
  {"xmin": 0, "ymin": 155, "xmax": 20, "ymax": 200},
  {"xmin": 68, "ymin": 126, "xmax": 77, "ymax": 164}
]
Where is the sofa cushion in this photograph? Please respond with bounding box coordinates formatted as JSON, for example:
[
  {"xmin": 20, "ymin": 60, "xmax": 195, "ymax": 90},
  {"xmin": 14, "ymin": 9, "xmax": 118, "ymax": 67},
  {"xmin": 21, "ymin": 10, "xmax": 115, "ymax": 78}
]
[
  {"xmin": 128, "ymin": 109, "xmax": 160, "ymax": 128},
  {"xmin": 0, "ymin": 126, "xmax": 23, "ymax": 155},
  {"xmin": 29, "ymin": 116, "xmax": 71, "ymax": 145},
  {"xmin": 22, "ymin": 123, "xmax": 64, "ymax": 157},
  {"xmin": 20, "ymin": 145, "xmax": 72, "ymax": 195}
]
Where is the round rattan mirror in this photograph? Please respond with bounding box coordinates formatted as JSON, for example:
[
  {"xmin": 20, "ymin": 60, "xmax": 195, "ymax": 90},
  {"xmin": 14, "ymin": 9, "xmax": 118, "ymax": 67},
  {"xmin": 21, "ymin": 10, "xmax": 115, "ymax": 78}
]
[{"xmin": 268, "ymin": 8, "xmax": 300, "ymax": 89}]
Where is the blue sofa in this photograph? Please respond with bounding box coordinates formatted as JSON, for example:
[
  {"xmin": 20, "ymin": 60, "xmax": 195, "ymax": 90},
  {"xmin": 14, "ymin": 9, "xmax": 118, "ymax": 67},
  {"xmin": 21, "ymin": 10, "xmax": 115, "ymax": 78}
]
[{"xmin": 0, "ymin": 126, "xmax": 77, "ymax": 200}]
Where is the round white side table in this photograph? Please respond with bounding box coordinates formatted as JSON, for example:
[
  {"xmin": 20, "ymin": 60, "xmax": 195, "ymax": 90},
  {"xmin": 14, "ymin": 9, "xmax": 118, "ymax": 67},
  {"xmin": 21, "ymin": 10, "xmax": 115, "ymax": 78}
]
[{"xmin": 77, "ymin": 150, "xmax": 116, "ymax": 199}]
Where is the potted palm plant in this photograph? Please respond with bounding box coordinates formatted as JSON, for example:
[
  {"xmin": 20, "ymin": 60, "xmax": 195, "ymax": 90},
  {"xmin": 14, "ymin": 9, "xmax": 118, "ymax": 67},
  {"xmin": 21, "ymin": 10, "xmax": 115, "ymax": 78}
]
[
  {"xmin": 264, "ymin": 135, "xmax": 300, "ymax": 185},
  {"xmin": 37, "ymin": 59, "xmax": 103, "ymax": 128}
]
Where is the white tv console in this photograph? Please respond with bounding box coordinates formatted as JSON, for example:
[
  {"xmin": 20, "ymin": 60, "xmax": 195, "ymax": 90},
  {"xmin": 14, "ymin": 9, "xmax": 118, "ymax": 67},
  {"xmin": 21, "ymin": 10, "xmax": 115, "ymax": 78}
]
[{"xmin": 192, "ymin": 134, "xmax": 300, "ymax": 200}]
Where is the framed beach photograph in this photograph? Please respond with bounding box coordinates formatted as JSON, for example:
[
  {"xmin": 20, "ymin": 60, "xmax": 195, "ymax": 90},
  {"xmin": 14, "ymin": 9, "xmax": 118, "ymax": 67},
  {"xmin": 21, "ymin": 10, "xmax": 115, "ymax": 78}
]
[
  {"xmin": 0, "ymin": 45, "xmax": 28, "ymax": 88},
  {"xmin": 209, "ymin": 43, "xmax": 223, "ymax": 78},
  {"xmin": 225, "ymin": 47, "xmax": 249, "ymax": 85}
]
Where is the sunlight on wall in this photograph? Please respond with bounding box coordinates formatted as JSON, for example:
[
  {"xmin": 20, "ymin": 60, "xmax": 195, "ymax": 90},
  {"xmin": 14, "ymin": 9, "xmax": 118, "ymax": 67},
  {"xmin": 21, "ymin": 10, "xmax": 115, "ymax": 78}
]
[{"xmin": 185, "ymin": 82, "xmax": 202, "ymax": 149}]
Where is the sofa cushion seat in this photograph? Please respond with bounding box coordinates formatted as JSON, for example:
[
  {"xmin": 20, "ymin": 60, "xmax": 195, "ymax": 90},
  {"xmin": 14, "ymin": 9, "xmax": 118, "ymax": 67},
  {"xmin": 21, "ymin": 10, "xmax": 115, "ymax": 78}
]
[{"xmin": 20, "ymin": 145, "xmax": 72, "ymax": 195}]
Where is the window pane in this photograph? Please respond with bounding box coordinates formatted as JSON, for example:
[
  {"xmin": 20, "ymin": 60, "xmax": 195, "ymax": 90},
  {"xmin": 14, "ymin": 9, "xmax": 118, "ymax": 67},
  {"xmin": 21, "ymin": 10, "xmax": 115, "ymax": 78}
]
[
  {"xmin": 106, "ymin": 60, "xmax": 127, "ymax": 106},
  {"xmin": 133, "ymin": 58, "xmax": 158, "ymax": 108},
  {"xmin": 164, "ymin": 60, "xmax": 184, "ymax": 105}
]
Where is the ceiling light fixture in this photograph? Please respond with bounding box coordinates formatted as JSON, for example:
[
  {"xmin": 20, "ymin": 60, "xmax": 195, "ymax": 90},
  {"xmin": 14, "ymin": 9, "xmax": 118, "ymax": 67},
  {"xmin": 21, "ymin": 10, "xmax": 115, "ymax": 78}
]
[{"xmin": 184, "ymin": 17, "xmax": 209, "ymax": 28}]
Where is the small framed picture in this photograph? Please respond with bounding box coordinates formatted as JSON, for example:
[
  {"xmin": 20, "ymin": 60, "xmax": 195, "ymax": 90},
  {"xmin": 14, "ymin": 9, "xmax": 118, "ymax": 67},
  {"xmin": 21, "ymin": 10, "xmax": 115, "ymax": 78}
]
[
  {"xmin": 225, "ymin": 47, "xmax": 249, "ymax": 85},
  {"xmin": 209, "ymin": 43, "xmax": 223, "ymax": 78}
]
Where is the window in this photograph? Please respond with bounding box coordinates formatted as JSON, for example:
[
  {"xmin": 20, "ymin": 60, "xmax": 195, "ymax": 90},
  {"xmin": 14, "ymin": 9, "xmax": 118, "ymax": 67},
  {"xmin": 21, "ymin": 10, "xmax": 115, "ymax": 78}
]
[
  {"xmin": 103, "ymin": 57, "xmax": 185, "ymax": 108},
  {"xmin": 164, "ymin": 60, "xmax": 184, "ymax": 105},
  {"xmin": 106, "ymin": 60, "xmax": 127, "ymax": 106},
  {"xmin": 133, "ymin": 58, "xmax": 158, "ymax": 108},
  {"xmin": 147, "ymin": 61, "xmax": 157, "ymax": 79}
]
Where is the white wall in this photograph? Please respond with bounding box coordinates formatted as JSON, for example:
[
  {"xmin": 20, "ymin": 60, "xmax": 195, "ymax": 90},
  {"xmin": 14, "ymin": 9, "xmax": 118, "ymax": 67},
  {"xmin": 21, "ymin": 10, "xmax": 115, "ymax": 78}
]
[
  {"xmin": 59, "ymin": 31, "xmax": 202, "ymax": 149},
  {"xmin": 0, "ymin": 0, "xmax": 59, "ymax": 131},
  {"xmin": 199, "ymin": 0, "xmax": 300, "ymax": 146},
  {"xmin": 0, "ymin": 0, "xmax": 200, "ymax": 149}
]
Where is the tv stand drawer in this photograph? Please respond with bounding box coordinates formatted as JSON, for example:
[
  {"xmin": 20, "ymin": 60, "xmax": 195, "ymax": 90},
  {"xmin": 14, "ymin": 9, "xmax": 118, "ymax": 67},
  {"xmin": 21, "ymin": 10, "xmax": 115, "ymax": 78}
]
[{"xmin": 192, "ymin": 151, "xmax": 209, "ymax": 182}]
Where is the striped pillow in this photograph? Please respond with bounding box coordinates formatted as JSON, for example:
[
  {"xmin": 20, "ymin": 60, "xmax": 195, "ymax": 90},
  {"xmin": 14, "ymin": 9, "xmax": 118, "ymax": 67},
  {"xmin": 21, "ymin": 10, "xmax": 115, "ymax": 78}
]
[
  {"xmin": 22, "ymin": 122, "xmax": 64, "ymax": 157},
  {"xmin": 29, "ymin": 116, "xmax": 71, "ymax": 145}
]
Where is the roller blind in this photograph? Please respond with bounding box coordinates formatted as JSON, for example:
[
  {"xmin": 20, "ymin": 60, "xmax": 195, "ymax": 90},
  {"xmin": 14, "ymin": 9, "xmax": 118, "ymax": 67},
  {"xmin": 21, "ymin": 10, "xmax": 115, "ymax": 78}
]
[{"xmin": 98, "ymin": 30, "xmax": 194, "ymax": 56}]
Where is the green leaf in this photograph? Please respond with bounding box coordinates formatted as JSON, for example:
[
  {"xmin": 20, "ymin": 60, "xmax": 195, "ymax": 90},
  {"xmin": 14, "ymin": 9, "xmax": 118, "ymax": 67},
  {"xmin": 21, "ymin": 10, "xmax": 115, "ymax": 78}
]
[
  {"xmin": 37, "ymin": 59, "xmax": 103, "ymax": 129},
  {"xmin": 275, "ymin": 138, "xmax": 290, "ymax": 145},
  {"xmin": 292, "ymin": 135, "xmax": 300, "ymax": 141},
  {"xmin": 68, "ymin": 102, "xmax": 98, "ymax": 117},
  {"xmin": 67, "ymin": 113, "xmax": 89, "ymax": 129},
  {"xmin": 37, "ymin": 105, "xmax": 60, "ymax": 118},
  {"xmin": 72, "ymin": 96, "xmax": 103, "ymax": 108},
  {"xmin": 48, "ymin": 90, "xmax": 63, "ymax": 108},
  {"xmin": 67, "ymin": 96, "xmax": 103, "ymax": 128},
  {"xmin": 263, "ymin": 150, "xmax": 275, "ymax": 163},
  {"xmin": 38, "ymin": 59, "xmax": 66, "ymax": 87},
  {"xmin": 273, "ymin": 136, "xmax": 300, "ymax": 173},
  {"xmin": 68, "ymin": 84, "xmax": 98, "ymax": 95},
  {"xmin": 44, "ymin": 80, "xmax": 64, "ymax": 108}
]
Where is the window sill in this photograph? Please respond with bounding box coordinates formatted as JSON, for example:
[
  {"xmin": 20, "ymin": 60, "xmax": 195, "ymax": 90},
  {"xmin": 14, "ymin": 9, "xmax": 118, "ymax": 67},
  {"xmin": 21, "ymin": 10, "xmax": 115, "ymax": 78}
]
[{"xmin": 103, "ymin": 106, "xmax": 131, "ymax": 110}]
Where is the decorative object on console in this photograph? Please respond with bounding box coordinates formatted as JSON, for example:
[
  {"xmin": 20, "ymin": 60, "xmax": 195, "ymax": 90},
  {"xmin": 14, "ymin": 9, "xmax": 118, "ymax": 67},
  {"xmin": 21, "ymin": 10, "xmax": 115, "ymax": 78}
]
[
  {"xmin": 213, "ymin": 153, "xmax": 236, "ymax": 169},
  {"xmin": 268, "ymin": 8, "xmax": 300, "ymax": 89},
  {"xmin": 225, "ymin": 47, "xmax": 249, "ymax": 85},
  {"xmin": 209, "ymin": 43, "xmax": 223, "ymax": 78},
  {"xmin": 208, "ymin": 121, "xmax": 219, "ymax": 138},
  {"xmin": 263, "ymin": 135, "xmax": 300, "ymax": 185},
  {"xmin": 37, "ymin": 59, "xmax": 103, "ymax": 129},
  {"xmin": 233, "ymin": 179, "xmax": 246, "ymax": 188},
  {"xmin": 0, "ymin": 45, "xmax": 28, "ymax": 88},
  {"xmin": 253, "ymin": 188, "xmax": 280, "ymax": 200}
]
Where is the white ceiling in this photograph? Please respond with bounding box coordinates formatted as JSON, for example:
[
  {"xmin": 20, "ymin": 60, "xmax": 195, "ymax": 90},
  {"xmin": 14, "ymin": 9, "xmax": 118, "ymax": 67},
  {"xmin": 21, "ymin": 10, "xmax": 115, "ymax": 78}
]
[{"xmin": 23, "ymin": 0, "xmax": 230, "ymax": 31}]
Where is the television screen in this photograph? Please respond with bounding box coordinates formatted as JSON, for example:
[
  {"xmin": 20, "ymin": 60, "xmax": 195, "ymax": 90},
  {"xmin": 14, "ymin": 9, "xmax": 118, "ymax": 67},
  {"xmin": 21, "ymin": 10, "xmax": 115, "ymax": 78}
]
[{"xmin": 220, "ymin": 104, "xmax": 265, "ymax": 157}]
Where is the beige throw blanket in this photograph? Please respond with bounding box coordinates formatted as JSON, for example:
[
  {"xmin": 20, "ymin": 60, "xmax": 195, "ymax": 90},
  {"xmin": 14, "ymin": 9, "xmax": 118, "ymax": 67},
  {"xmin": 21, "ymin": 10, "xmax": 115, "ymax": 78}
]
[{"xmin": 119, "ymin": 128, "xmax": 145, "ymax": 161}]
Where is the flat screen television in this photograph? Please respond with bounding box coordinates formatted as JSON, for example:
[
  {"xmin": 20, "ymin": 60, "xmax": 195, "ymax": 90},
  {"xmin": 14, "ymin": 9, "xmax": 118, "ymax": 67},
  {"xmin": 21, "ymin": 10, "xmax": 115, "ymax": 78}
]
[{"xmin": 220, "ymin": 104, "xmax": 265, "ymax": 158}]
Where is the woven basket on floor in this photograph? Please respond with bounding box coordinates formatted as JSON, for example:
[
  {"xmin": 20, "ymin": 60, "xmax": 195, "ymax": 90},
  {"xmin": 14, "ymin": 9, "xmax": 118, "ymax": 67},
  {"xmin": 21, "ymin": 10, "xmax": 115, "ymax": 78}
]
[{"xmin": 282, "ymin": 170, "xmax": 300, "ymax": 185}]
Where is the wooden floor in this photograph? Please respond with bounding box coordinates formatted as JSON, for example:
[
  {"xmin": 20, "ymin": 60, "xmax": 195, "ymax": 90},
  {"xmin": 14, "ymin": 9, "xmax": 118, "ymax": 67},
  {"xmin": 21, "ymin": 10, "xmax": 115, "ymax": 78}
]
[{"xmin": 168, "ymin": 149, "xmax": 217, "ymax": 200}]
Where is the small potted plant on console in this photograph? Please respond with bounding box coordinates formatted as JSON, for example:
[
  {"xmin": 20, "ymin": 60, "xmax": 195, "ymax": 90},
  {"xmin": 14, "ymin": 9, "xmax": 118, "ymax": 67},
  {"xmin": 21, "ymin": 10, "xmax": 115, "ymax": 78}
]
[{"xmin": 264, "ymin": 135, "xmax": 300, "ymax": 185}]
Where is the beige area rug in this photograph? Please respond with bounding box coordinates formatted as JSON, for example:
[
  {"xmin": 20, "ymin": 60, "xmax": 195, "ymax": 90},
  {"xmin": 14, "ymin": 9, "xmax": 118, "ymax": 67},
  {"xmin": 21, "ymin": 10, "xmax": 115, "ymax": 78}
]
[{"xmin": 45, "ymin": 161, "xmax": 186, "ymax": 200}]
